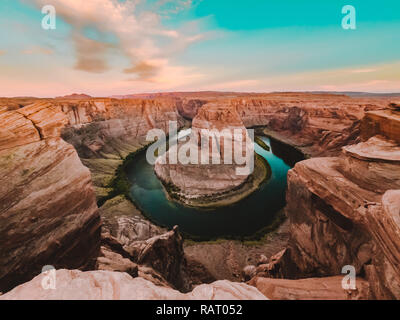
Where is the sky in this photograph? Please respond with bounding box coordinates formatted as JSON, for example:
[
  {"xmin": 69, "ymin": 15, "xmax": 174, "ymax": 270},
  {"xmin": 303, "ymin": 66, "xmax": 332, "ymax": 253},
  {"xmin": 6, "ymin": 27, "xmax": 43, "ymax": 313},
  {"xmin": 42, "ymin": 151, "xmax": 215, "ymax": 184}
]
[{"xmin": 0, "ymin": 0, "xmax": 399, "ymax": 97}]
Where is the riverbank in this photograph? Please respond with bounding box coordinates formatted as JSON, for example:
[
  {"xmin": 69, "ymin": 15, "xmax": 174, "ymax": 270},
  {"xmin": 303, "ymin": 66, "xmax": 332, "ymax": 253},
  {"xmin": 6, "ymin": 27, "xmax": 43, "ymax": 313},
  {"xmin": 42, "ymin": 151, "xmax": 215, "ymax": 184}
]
[
  {"xmin": 184, "ymin": 215, "xmax": 290, "ymax": 282},
  {"xmin": 97, "ymin": 132, "xmax": 303, "ymax": 243}
]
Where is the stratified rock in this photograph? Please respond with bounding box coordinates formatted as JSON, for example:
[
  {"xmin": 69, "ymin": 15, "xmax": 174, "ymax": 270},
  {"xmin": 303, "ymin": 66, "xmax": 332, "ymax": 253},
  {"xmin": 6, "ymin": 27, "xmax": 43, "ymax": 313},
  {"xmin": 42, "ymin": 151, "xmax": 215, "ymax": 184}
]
[
  {"xmin": 60, "ymin": 98, "xmax": 185, "ymax": 158},
  {"xmin": 231, "ymin": 94, "xmax": 385, "ymax": 156},
  {"xmin": 361, "ymin": 109, "xmax": 400, "ymax": 143},
  {"xmin": 249, "ymin": 276, "xmax": 370, "ymax": 300},
  {"xmin": 0, "ymin": 269, "xmax": 267, "ymax": 300},
  {"xmin": 341, "ymin": 136, "xmax": 400, "ymax": 192},
  {"xmin": 17, "ymin": 102, "xmax": 69, "ymax": 138},
  {"xmin": 96, "ymin": 246, "xmax": 138, "ymax": 278},
  {"xmin": 125, "ymin": 226, "xmax": 190, "ymax": 292},
  {"xmin": 0, "ymin": 138, "xmax": 100, "ymax": 292},
  {"xmin": 155, "ymin": 103, "xmax": 255, "ymax": 205},
  {"xmin": 0, "ymin": 103, "xmax": 101, "ymax": 293},
  {"xmin": 176, "ymin": 98, "xmax": 207, "ymax": 119},
  {"xmin": 99, "ymin": 225, "xmax": 191, "ymax": 292},
  {"xmin": 256, "ymin": 133, "xmax": 400, "ymax": 299},
  {"xmin": 0, "ymin": 111, "xmax": 40, "ymax": 151},
  {"xmin": 59, "ymin": 98, "xmax": 186, "ymax": 199},
  {"xmin": 100, "ymin": 196, "xmax": 165, "ymax": 246}
]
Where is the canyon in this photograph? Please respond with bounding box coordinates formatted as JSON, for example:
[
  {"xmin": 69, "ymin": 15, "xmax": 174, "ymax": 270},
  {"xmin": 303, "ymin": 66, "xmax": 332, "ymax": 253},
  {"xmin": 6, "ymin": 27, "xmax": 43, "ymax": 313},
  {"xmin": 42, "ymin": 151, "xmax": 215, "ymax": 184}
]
[{"xmin": 1, "ymin": 92, "xmax": 399, "ymax": 300}]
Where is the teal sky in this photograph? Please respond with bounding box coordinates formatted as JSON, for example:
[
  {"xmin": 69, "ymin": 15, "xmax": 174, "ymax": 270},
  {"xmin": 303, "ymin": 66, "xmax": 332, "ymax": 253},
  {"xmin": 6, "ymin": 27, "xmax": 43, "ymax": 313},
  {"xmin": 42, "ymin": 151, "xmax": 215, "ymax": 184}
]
[{"xmin": 0, "ymin": 0, "xmax": 399, "ymax": 97}]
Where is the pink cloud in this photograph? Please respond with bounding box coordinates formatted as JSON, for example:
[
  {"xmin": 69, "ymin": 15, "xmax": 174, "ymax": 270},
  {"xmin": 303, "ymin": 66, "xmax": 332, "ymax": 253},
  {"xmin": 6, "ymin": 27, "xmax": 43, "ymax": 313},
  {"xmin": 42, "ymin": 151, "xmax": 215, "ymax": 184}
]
[{"xmin": 32, "ymin": 0, "xmax": 204, "ymax": 80}]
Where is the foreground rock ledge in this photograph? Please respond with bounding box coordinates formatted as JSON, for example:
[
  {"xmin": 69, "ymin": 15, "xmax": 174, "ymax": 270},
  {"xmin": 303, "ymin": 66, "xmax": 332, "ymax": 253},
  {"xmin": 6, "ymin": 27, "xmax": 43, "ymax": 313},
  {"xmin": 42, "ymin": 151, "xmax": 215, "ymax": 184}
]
[
  {"xmin": 0, "ymin": 269, "xmax": 267, "ymax": 300},
  {"xmin": 249, "ymin": 276, "xmax": 370, "ymax": 300}
]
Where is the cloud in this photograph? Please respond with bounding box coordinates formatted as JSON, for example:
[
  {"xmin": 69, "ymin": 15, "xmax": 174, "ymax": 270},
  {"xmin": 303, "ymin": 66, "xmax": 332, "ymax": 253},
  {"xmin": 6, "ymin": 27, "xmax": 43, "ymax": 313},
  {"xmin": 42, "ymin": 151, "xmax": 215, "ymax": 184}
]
[
  {"xmin": 72, "ymin": 33, "xmax": 113, "ymax": 73},
  {"xmin": 349, "ymin": 68, "xmax": 378, "ymax": 74},
  {"xmin": 124, "ymin": 61, "xmax": 159, "ymax": 79},
  {"xmin": 155, "ymin": 0, "xmax": 199, "ymax": 15},
  {"xmin": 126, "ymin": 59, "xmax": 205, "ymax": 89},
  {"xmin": 193, "ymin": 61, "xmax": 400, "ymax": 93},
  {"xmin": 32, "ymin": 0, "xmax": 204, "ymax": 80}
]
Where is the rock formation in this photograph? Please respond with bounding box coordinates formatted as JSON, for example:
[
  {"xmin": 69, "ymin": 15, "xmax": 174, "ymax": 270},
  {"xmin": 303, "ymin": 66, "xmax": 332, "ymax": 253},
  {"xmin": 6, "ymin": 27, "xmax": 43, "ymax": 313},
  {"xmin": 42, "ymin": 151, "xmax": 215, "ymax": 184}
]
[
  {"xmin": 0, "ymin": 103, "xmax": 101, "ymax": 293},
  {"xmin": 231, "ymin": 94, "xmax": 386, "ymax": 157},
  {"xmin": 249, "ymin": 276, "xmax": 370, "ymax": 300},
  {"xmin": 249, "ymin": 104, "xmax": 400, "ymax": 299},
  {"xmin": 361, "ymin": 109, "xmax": 400, "ymax": 143},
  {"xmin": 154, "ymin": 103, "xmax": 258, "ymax": 207},
  {"xmin": 0, "ymin": 269, "xmax": 267, "ymax": 300},
  {"xmin": 123, "ymin": 226, "xmax": 191, "ymax": 292},
  {"xmin": 60, "ymin": 98, "xmax": 186, "ymax": 198}
]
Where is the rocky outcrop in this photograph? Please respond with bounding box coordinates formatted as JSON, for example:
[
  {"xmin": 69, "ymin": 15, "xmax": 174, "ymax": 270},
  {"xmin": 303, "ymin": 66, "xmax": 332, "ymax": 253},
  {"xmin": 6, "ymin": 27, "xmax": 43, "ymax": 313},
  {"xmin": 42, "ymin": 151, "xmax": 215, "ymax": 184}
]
[
  {"xmin": 0, "ymin": 104, "xmax": 101, "ymax": 293},
  {"xmin": 100, "ymin": 195, "xmax": 165, "ymax": 245},
  {"xmin": 123, "ymin": 226, "xmax": 191, "ymax": 292},
  {"xmin": 252, "ymin": 131, "xmax": 400, "ymax": 299},
  {"xmin": 96, "ymin": 246, "xmax": 139, "ymax": 278},
  {"xmin": 176, "ymin": 98, "xmax": 207, "ymax": 119},
  {"xmin": 231, "ymin": 94, "xmax": 386, "ymax": 157},
  {"xmin": 154, "ymin": 104, "xmax": 258, "ymax": 206},
  {"xmin": 249, "ymin": 276, "xmax": 370, "ymax": 300},
  {"xmin": 153, "ymin": 94, "xmax": 384, "ymax": 206},
  {"xmin": 0, "ymin": 101, "xmax": 68, "ymax": 151},
  {"xmin": 0, "ymin": 269, "xmax": 267, "ymax": 300},
  {"xmin": 361, "ymin": 109, "xmax": 400, "ymax": 143},
  {"xmin": 60, "ymin": 98, "xmax": 186, "ymax": 198}
]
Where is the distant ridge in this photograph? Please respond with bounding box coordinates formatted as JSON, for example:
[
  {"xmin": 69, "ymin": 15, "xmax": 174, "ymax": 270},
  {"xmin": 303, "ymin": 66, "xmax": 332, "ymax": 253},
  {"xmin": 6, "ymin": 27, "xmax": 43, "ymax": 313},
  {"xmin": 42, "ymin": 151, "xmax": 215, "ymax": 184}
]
[
  {"xmin": 109, "ymin": 91, "xmax": 257, "ymax": 99},
  {"xmin": 110, "ymin": 91, "xmax": 400, "ymax": 100},
  {"xmin": 305, "ymin": 91, "xmax": 400, "ymax": 97},
  {"xmin": 56, "ymin": 93, "xmax": 92, "ymax": 99}
]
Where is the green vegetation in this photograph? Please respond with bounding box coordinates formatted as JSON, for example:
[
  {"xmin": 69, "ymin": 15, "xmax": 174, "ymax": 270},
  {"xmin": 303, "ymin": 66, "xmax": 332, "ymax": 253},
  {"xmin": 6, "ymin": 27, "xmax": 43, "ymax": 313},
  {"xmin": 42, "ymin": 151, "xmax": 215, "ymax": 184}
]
[
  {"xmin": 255, "ymin": 136, "xmax": 270, "ymax": 152},
  {"xmin": 97, "ymin": 144, "xmax": 150, "ymax": 207}
]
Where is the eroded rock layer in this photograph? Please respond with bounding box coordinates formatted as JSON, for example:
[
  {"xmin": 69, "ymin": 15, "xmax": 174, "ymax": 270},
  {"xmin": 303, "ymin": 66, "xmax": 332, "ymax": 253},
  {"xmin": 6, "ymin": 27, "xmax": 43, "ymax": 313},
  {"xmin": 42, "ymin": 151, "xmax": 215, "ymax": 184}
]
[
  {"xmin": 249, "ymin": 276, "xmax": 371, "ymax": 300},
  {"xmin": 0, "ymin": 104, "xmax": 100, "ymax": 292},
  {"xmin": 155, "ymin": 104, "xmax": 254, "ymax": 203},
  {"xmin": 251, "ymin": 127, "xmax": 400, "ymax": 299}
]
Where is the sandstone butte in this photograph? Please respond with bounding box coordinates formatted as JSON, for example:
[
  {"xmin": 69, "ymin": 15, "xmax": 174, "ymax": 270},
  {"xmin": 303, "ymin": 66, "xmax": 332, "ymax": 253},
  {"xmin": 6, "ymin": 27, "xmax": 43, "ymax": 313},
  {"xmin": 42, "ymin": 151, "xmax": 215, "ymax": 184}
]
[
  {"xmin": 154, "ymin": 103, "xmax": 257, "ymax": 206},
  {"xmin": 0, "ymin": 92, "xmax": 399, "ymax": 300}
]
